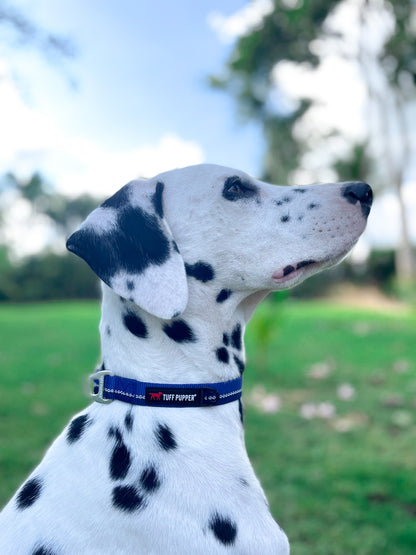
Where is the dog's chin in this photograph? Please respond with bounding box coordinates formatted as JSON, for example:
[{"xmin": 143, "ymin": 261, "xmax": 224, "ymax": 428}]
[{"xmin": 270, "ymin": 245, "xmax": 355, "ymax": 291}]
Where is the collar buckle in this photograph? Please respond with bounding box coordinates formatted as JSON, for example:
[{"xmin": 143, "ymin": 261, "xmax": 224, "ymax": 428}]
[{"xmin": 88, "ymin": 370, "xmax": 114, "ymax": 404}]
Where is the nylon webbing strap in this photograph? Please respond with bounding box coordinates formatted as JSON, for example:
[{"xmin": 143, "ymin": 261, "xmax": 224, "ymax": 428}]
[{"xmin": 89, "ymin": 370, "xmax": 242, "ymax": 408}]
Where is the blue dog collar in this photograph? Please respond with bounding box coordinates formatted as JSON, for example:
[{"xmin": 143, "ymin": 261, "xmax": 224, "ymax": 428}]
[{"xmin": 89, "ymin": 370, "xmax": 243, "ymax": 408}]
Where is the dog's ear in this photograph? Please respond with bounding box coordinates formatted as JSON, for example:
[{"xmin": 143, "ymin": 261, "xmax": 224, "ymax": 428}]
[{"xmin": 66, "ymin": 180, "xmax": 188, "ymax": 320}]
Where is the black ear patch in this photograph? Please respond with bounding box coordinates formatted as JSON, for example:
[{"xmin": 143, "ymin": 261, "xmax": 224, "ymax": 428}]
[
  {"xmin": 66, "ymin": 202, "xmax": 170, "ymax": 287},
  {"xmin": 66, "ymin": 180, "xmax": 188, "ymax": 319}
]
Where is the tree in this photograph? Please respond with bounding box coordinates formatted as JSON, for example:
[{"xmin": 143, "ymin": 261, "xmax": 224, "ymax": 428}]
[
  {"xmin": 213, "ymin": 0, "xmax": 416, "ymax": 285},
  {"xmin": 0, "ymin": 3, "xmax": 75, "ymax": 62},
  {"xmin": 1, "ymin": 172, "xmax": 101, "ymax": 238}
]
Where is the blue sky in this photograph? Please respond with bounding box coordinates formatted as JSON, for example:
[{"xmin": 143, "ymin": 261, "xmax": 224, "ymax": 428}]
[
  {"xmin": 1, "ymin": 0, "xmax": 415, "ymax": 254},
  {"xmin": 1, "ymin": 0, "xmax": 264, "ymax": 192}
]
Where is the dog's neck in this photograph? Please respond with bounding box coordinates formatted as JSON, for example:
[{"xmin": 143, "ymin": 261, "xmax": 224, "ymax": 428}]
[{"xmin": 99, "ymin": 283, "xmax": 268, "ymax": 385}]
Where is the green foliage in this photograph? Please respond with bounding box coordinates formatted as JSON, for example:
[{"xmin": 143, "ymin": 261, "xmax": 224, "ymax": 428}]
[
  {"xmin": 0, "ymin": 301, "xmax": 415, "ymax": 554},
  {"xmin": 43, "ymin": 194, "xmax": 99, "ymax": 235},
  {"xmin": 0, "ymin": 302, "xmax": 100, "ymax": 502},
  {"xmin": 382, "ymin": 0, "xmax": 416, "ymax": 89},
  {"xmin": 249, "ymin": 291, "xmax": 289, "ymax": 373},
  {"xmin": 334, "ymin": 142, "xmax": 373, "ymax": 183},
  {"xmin": 0, "ymin": 252, "xmax": 99, "ymax": 302},
  {"xmin": 0, "ymin": 3, "xmax": 76, "ymax": 60},
  {"xmin": 213, "ymin": 0, "xmax": 416, "ymax": 187},
  {"xmin": 211, "ymin": 0, "xmax": 339, "ymax": 181},
  {"xmin": 367, "ymin": 250, "xmax": 396, "ymax": 288},
  {"xmin": 1, "ymin": 172, "xmax": 101, "ymax": 236},
  {"xmin": 245, "ymin": 300, "xmax": 416, "ymax": 554}
]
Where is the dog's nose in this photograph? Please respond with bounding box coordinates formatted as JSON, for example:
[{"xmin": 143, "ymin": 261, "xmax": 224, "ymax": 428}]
[{"xmin": 341, "ymin": 181, "xmax": 373, "ymax": 218}]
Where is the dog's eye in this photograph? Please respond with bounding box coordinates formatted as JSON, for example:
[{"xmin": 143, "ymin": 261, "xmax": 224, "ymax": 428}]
[
  {"xmin": 223, "ymin": 176, "xmax": 244, "ymax": 200},
  {"xmin": 223, "ymin": 176, "xmax": 259, "ymax": 202},
  {"xmin": 226, "ymin": 178, "xmax": 242, "ymax": 195}
]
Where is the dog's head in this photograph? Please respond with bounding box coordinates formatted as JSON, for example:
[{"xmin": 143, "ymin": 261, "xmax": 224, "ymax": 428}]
[{"xmin": 67, "ymin": 164, "xmax": 372, "ymax": 319}]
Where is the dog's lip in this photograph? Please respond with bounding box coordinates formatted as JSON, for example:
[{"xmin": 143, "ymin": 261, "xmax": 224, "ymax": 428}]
[
  {"xmin": 271, "ymin": 246, "xmax": 354, "ymax": 286},
  {"xmin": 272, "ymin": 259, "xmax": 318, "ymax": 284}
]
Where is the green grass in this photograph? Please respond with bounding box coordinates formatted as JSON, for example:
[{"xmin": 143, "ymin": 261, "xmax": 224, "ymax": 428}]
[{"xmin": 0, "ymin": 299, "xmax": 415, "ymax": 554}]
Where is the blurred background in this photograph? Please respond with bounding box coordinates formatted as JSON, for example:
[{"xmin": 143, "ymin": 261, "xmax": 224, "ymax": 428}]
[{"xmin": 0, "ymin": 1, "xmax": 415, "ymax": 553}]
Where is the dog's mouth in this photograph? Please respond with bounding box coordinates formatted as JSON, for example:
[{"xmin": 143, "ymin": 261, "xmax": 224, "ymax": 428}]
[
  {"xmin": 272, "ymin": 259, "xmax": 318, "ymax": 285},
  {"xmin": 271, "ymin": 249, "xmax": 352, "ymax": 288}
]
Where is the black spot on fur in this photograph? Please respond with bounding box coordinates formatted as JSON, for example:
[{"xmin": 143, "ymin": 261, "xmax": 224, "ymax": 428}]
[
  {"xmin": 106, "ymin": 325, "xmax": 111, "ymax": 337},
  {"xmin": 108, "ymin": 426, "xmax": 121, "ymax": 440},
  {"xmin": 231, "ymin": 324, "xmax": 242, "ymax": 351},
  {"xmin": 124, "ymin": 411, "xmax": 134, "ymax": 432},
  {"xmin": 216, "ymin": 289, "xmax": 232, "ymax": 303},
  {"xmin": 156, "ymin": 423, "xmax": 177, "ymax": 451},
  {"xmin": 238, "ymin": 399, "xmax": 244, "ymax": 426},
  {"xmin": 126, "ymin": 280, "xmax": 135, "ymax": 291},
  {"xmin": 66, "ymin": 194, "xmax": 171, "ymax": 288},
  {"xmin": 185, "ymin": 261, "xmax": 215, "ymax": 283},
  {"xmin": 209, "ymin": 513, "xmax": 238, "ymax": 546},
  {"xmin": 16, "ymin": 477, "xmax": 43, "ymax": 509},
  {"xmin": 308, "ymin": 202, "xmax": 320, "ymax": 210},
  {"xmin": 234, "ymin": 355, "xmax": 245, "ymax": 374},
  {"xmin": 281, "ymin": 214, "xmax": 290, "ymax": 223},
  {"xmin": 31, "ymin": 546, "xmax": 57, "ymax": 555},
  {"xmin": 152, "ymin": 182, "xmax": 164, "ymax": 219},
  {"xmin": 163, "ymin": 320, "xmax": 196, "ymax": 343},
  {"xmin": 67, "ymin": 414, "xmax": 91, "ymax": 444},
  {"xmin": 112, "ymin": 485, "xmax": 145, "ymax": 512},
  {"xmin": 222, "ymin": 333, "xmax": 229, "ymax": 346},
  {"xmin": 109, "ymin": 427, "xmax": 131, "ymax": 481},
  {"xmin": 140, "ymin": 465, "xmax": 161, "ymax": 492},
  {"xmin": 293, "ymin": 188, "xmax": 307, "ymax": 193},
  {"xmin": 275, "ymin": 196, "xmax": 291, "ymax": 207},
  {"xmin": 239, "ymin": 477, "xmax": 249, "ymax": 487},
  {"xmin": 123, "ymin": 311, "xmax": 148, "ymax": 339},
  {"xmin": 216, "ymin": 347, "xmax": 229, "ymax": 364}
]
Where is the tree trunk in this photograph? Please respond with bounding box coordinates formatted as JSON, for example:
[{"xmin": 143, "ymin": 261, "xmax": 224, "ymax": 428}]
[
  {"xmin": 393, "ymin": 93, "xmax": 416, "ymax": 284},
  {"xmin": 394, "ymin": 180, "xmax": 416, "ymax": 283}
]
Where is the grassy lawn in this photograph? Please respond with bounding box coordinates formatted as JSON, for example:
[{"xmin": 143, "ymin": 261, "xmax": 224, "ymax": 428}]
[{"xmin": 0, "ymin": 299, "xmax": 415, "ymax": 554}]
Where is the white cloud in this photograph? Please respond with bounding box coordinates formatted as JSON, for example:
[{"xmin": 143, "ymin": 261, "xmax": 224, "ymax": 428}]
[
  {"xmin": 272, "ymin": 57, "xmax": 367, "ymax": 144},
  {"xmin": 0, "ymin": 58, "xmax": 205, "ymax": 197},
  {"xmin": 0, "ymin": 57, "xmax": 205, "ymax": 255},
  {"xmin": 0, "ymin": 191, "xmax": 57, "ymax": 258},
  {"xmin": 53, "ymin": 133, "xmax": 205, "ymax": 197},
  {"xmin": 207, "ymin": 0, "xmax": 273, "ymax": 44}
]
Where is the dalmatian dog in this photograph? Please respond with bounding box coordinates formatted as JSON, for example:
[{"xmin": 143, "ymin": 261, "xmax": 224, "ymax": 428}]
[{"xmin": 0, "ymin": 164, "xmax": 372, "ymax": 554}]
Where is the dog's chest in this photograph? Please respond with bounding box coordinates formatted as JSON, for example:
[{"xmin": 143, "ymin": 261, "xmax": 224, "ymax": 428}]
[{"xmin": 0, "ymin": 403, "xmax": 288, "ymax": 554}]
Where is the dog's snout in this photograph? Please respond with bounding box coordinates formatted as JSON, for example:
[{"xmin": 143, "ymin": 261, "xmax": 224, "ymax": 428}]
[{"xmin": 341, "ymin": 182, "xmax": 373, "ymax": 218}]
